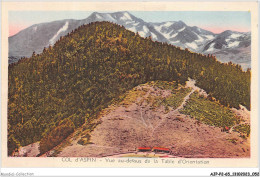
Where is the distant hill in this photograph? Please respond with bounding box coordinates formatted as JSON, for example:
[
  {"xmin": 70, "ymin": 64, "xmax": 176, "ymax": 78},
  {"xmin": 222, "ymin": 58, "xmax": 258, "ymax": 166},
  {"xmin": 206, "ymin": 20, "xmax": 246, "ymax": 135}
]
[
  {"xmin": 9, "ymin": 11, "xmax": 251, "ymax": 69},
  {"xmin": 8, "ymin": 22, "xmax": 250, "ymax": 156}
]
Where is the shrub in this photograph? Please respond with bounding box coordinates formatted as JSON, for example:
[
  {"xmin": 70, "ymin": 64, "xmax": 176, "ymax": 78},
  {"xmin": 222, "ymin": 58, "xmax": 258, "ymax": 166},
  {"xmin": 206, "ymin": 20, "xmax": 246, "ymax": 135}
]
[
  {"xmin": 233, "ymin": 124, "xmax": 250, "ymax": 137},
  {"xmin": 77, "ymin": 134, "xmax": 93, "ymax": 145}
]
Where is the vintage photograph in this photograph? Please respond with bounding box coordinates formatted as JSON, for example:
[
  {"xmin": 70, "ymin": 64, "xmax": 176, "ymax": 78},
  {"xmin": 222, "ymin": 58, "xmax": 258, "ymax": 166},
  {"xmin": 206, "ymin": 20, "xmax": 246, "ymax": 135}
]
[{"xmin": 7, "ymin": 10, "xmax": 251, "ymax": 159}]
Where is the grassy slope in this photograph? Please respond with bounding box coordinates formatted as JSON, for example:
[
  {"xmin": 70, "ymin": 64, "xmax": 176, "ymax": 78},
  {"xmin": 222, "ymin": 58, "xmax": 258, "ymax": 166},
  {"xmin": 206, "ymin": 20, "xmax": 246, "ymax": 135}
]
[{"xmin": 180, "ymin": 91, "xmax": 250, "ymax": 137}]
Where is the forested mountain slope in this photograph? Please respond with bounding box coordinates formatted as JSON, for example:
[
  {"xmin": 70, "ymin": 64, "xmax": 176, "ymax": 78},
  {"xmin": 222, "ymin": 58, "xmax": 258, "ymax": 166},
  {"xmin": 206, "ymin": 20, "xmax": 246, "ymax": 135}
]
[{"xmin": 8, "ymin": 22, "xmax": 250, "ymax": 155}]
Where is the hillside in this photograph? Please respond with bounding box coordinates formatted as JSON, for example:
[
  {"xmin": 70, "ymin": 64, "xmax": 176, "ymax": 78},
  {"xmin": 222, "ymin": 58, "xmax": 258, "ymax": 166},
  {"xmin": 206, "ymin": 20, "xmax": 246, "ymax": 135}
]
[
  {"xmin": 8, "ymin": 22, "xmax": 250, "ymax": 156},
  {"xmin": 56, "ymin": 81, "xmax": 250, "ymax": 158},
  {"xmin": 16, "ymin": 80, "xmax": 250, "ymax": 158}
]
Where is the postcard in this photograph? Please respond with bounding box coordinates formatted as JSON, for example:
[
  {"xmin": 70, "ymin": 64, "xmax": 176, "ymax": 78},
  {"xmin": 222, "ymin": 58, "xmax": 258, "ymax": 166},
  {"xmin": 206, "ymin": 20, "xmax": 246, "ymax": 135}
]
[{"xmin": 1, "ymin": 1, "xmax": 259, "ymax": 170}]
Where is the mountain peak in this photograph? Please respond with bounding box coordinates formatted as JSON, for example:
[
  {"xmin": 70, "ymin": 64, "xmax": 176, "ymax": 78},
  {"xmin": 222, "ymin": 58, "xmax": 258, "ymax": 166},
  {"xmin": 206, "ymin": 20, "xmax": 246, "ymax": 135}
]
[
  {"xmin": 216, "ymin": 30, "xmax": 236, "ymax": 38},
  {"xmin": 220, "ymin": 30, "xmax": 233, "ymax": 34},
  {"xmin": 87, "ymin": 11, "xmax": 136, "ymax": 23},
  {"xmin": 111, "ymin": 11, "xmax": 134, "ymax": 21},
  {"xmin": 219, "ymin": 30, "xmax": 247, "ymax": 35},
  {"xmin": 176, "ymin": 20, "xmax": 186, "ymax": 26},
  {"xmin": 113, "ymin": 11, "xmax": 131, "ymax": 15}
]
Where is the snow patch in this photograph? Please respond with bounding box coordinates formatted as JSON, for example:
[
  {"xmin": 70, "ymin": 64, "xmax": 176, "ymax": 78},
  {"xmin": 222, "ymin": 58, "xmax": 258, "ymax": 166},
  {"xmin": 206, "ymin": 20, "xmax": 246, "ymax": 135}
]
[
  {"xmin": 226, "ymin": 38, "xmax": 231, "ymax": 43},
  {"xmin": 155, "ymin": 25, "xmax": 175, "ymax": 39},
  {"xmin": 204, "ymin": 35, "xmax": 214, "ymax": 40},
  {"xmin": 33, "ymin": 26, "xmax": 37, "ymax": 32},
  {"xmin": 207, "ymin": 43, "xmax": 215, "ymax": 52},
  {"xmin": 121, "ymin": 12, "xmax": 132, "ymax": 21},
  {"xmin": 105, "ymin": 14, "xmax": 116, "ymax": 22},
  {"xmin": 49, "ymin": 21, "xmax": 69, "ymax": 45},
  {"xmin": 178, "ymin": 27, "xmax": 185, "ymax": 32},
  {"xmin": 195, "ymin": 34, "xmax": 204, "ymax": 43},
  {"xmin": 171, "ymin": 32, "xmax": 178, "ymax": 38},
  {"xmin": 186, "ymin": 42, "xmax": 198, "ymax": 50},
  {"xmin": 228, "ymin": 41, "xmax": 240, "ymax": 48},
  {"xmin": 172, "ymin": 40, "xmax": 180, "ymax": 43},
  {"xmin": 154, "ymin": 25, "xmax": 163, "ymax": 32},
  {"xmin": 137, "ymin": 26, "xmax": 149, "ymax": 37},
  {"xmin": 230, "ymin": 33, "xmax": 242, "ymax": 38},
  {"xmin": 158, "ymin": 25, "xmax": 185, "ymax": 39},
  {"xmin": 139, "ymin": 31, "xmax": 146, "ymax": 37},
  {"xmin": 164, "ymin": 22, "xmax": 174, "ymax": 27},
  {"xmin": 126, "ymin": 21, "xmax": 139, "ymax": 25},
  {"xmin": 143, "ymin": 26, "xmax": 149, "ymax": 33},
  {"xmin": 151, "ymin": 32, "xmax": 157, "ymax": 40},
  {"xmin": 128, "ymin": 27, "xmax": 137, "ymax": 33},
  {"xmin": 125, "ymin": 21, "xmax": 133, "ymax": 25},
  {"xmin": 161, "ymin": 32, "xmax": 171, "ymax": 39},
  {"xmin": 96, "ymin": 14, "xmax": 103, "ymax": 19},
  {"xmin": 154, "ymin": 23, "xmax": 184, "ymax": 39},
  {"xmin": 133, "ymin": 22, "xmax": 139, "ymax": 26}
]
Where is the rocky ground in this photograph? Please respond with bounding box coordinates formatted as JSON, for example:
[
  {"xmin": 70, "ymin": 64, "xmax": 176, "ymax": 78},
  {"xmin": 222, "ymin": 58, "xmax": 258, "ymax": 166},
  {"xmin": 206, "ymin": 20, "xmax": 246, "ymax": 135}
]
[{"xmin": 14, "ymin": 142, "xmax": 40, "ymax": 157}]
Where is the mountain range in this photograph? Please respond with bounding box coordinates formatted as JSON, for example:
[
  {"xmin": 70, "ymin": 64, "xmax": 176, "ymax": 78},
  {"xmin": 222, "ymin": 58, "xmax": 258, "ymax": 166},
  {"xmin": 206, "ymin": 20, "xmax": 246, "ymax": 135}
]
[{"xmin": 8, "ymin": 11, "xmax": 251, "ymax": 70}]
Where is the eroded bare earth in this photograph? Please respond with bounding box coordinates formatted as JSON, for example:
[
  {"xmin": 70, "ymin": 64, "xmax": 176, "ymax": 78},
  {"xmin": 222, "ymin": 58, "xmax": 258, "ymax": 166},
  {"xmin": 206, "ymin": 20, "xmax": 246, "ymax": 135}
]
[{"xmin": 14, "ymin": 142, "xmax": 40, "ymax": 157}]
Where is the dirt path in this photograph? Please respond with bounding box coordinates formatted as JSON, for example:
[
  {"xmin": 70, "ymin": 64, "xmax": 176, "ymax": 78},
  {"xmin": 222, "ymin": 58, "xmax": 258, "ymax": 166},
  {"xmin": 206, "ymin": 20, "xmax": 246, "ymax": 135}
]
[
  {"xmin": 175, "ymin": 89, "xmax": 195, "ymax": 112},
  {"xmin": 151, "ymin": 78, "xmax": 197, "ymax": 136}
]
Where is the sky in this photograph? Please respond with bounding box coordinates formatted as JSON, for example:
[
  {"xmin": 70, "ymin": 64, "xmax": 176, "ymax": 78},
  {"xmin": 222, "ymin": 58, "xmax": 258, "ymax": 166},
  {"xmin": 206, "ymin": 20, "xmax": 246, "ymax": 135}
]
[{"xmin": 9, "ymin": 11, "xmax": 251, "ymax": 36}]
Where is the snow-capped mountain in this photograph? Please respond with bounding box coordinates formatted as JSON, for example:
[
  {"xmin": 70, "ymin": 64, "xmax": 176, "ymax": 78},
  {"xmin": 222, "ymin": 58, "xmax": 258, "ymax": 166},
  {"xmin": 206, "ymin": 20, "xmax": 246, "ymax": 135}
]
[
  {"xmin": 202, "ymin": 30, "xmax": 251, "ymax": 70},
  {"xmin": 86, "ymin": 11, "xmax": 168, "ymax": 42},
  {"xmin": 9, "ymin": 11, "xmax": 167, "ymax": 62},
  {"xmin": 152, "ymin": 21, "xmax": 216, "ymax": 51},
  {"xmin": 9, "ymin": 19, "xmax": 82, "ymax": 63},
  {"xmin": 203, "ymin": 30, "xmax": 250, "ymax": 53},
  {"xmin": 9, "ymin": 11, "xmax": 251, "ymax": 69}
]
